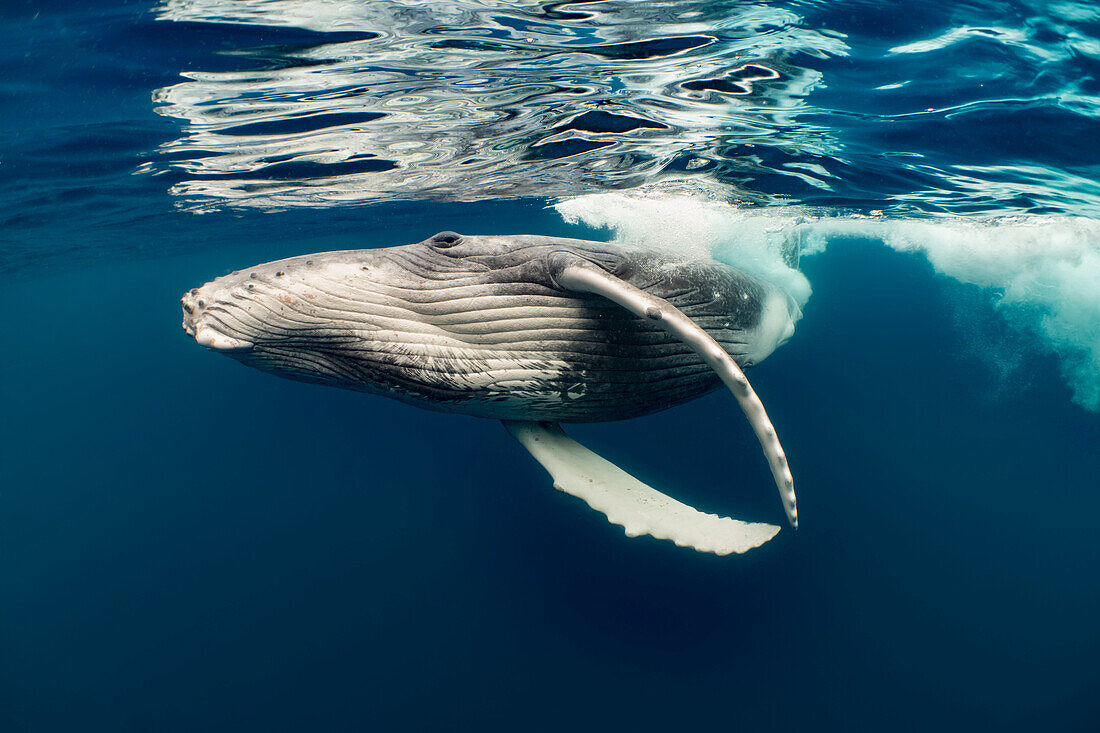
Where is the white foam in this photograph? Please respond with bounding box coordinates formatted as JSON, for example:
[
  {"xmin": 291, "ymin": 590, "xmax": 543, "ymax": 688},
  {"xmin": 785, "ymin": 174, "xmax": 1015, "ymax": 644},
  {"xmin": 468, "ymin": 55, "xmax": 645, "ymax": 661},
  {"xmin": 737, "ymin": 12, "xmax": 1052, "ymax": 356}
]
[
  {"xmin": 554, "ymin": 190, "xmax": 1100, "ymax": 411},
  {"xmin": 554, "ymin": 189, "xmax": 814, "ymax": 308},
  {"xmin": 880, "ymin": 216, "xmax": 1100, "ymax": 410}
]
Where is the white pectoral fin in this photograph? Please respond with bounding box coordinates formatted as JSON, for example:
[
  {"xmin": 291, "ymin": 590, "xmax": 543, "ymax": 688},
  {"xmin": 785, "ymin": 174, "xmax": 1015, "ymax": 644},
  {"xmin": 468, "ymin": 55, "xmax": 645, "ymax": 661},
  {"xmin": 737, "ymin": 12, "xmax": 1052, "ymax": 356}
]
[
  {"xmin": 550, "ymin": 254, "xmax": 798, "ymax": 528},
  {"xmin": 504, "ymin": 420, "xmax": 780, "ymax": 555}
]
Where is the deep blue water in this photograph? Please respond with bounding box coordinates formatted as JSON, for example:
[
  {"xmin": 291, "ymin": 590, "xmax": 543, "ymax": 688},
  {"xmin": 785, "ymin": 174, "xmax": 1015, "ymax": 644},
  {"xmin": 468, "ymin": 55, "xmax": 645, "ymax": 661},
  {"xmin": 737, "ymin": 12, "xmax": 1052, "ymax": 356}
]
[{"xmin": 3, "ymin": 1, "xmax": 1100, "ymax": 731}]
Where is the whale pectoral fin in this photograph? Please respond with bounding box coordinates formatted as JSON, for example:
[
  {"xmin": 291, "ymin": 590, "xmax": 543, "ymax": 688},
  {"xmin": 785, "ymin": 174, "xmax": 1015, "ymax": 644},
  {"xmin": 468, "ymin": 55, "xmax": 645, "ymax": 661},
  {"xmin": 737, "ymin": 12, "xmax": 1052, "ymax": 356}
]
[
  {"xmin": 549, "ymin": 254, "xmax": 798, "ymax": 528},
  {"xmin": 503, "ymin": 420, "xmax": 780, "ymax": 555}
]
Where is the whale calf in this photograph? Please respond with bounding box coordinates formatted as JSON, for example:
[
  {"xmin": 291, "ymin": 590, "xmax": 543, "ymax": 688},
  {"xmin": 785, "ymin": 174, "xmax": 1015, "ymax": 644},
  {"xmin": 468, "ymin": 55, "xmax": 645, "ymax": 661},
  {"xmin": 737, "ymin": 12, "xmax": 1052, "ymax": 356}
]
[{"xmin": 182, "ymin": 232, "xmax": 801, "ymax": 555}]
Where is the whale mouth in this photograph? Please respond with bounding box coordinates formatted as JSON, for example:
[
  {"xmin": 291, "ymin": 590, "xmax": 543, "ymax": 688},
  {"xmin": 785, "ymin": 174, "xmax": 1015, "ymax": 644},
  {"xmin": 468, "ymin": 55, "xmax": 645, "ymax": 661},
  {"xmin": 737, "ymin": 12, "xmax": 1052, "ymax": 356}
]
[
  {"xmin": 182, "ymin": 287, "xmax": 255, "ymax": 352},
  {"xmin": 192, "ymin": 324, "xmax": 253, "ymax": 352}
]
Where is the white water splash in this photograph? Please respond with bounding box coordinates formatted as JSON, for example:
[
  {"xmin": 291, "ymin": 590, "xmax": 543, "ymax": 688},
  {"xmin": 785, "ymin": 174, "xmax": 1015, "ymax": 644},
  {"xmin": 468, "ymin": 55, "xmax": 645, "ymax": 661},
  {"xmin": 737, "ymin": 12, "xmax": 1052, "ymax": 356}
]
[
  {"xmin": 555, "ymin": 190, "xmax": 1100, "ymax": 411},
  {"xmin": 555, "ymin": 188, "xmax": 814, "ymax": 308},
  {"xmin": 879, "ymin": 217, "xmax": 1100, "ymax": 410}
]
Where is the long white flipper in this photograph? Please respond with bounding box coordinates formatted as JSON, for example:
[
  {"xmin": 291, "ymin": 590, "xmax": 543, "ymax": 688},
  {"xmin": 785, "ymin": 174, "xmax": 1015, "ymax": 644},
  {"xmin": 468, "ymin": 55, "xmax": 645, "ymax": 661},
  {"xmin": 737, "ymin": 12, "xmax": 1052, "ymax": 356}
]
[
  {"xmin": 551, "ymin": 254, "xmax": 798, "ymax": 528},
  {"xmin": 504, "ymin": 421, "xmax": 780, "ymax": 555}
]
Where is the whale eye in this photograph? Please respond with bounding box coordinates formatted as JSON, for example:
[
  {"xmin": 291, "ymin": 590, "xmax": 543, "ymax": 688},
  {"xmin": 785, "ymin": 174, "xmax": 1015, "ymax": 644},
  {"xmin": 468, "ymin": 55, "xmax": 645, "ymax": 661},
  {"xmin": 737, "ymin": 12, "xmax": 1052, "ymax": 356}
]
[{"xmin": 428, "ymin": 231, "xmax": 463, "ymax": 248}]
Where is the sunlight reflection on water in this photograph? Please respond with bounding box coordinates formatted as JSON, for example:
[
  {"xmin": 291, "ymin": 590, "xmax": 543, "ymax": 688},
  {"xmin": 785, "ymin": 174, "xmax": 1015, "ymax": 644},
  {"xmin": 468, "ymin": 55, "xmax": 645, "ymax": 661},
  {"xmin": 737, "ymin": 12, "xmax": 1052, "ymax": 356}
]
[{"xmin": 149, "ymin": 0, "xmax": 841, "ymax": 209}]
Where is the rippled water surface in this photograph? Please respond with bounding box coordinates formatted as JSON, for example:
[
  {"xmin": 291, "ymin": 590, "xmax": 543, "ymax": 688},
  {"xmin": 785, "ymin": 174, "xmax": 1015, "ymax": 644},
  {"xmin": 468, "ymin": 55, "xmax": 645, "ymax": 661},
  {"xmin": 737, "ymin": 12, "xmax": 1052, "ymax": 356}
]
[{"xmin": 3, "ymin": 1, "xmax": 1100, "ymax": 731}]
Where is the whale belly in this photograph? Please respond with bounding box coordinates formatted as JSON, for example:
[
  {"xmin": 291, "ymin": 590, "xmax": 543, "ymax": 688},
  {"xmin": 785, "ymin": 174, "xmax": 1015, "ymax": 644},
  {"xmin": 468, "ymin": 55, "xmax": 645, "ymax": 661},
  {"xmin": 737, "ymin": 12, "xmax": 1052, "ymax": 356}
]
[{"xmin": 240, "ymin": 291, "xmax": 753, "ymax": 423}]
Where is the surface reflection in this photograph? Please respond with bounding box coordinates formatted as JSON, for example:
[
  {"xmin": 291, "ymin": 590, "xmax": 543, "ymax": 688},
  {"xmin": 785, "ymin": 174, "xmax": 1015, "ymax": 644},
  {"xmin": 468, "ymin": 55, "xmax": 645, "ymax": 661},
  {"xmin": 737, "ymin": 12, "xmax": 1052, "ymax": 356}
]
[{"xmin": 149, "ymin": 0, "xmax": 843, "ymax": 210}]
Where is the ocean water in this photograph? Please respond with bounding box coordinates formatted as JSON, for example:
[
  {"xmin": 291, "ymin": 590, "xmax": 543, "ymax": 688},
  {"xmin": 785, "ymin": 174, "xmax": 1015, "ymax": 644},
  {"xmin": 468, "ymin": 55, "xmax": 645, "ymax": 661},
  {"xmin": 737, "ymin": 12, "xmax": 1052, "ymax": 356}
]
[{"xmin": 3, "ymin": 0, "xmax": 1100, "ymax": 730}]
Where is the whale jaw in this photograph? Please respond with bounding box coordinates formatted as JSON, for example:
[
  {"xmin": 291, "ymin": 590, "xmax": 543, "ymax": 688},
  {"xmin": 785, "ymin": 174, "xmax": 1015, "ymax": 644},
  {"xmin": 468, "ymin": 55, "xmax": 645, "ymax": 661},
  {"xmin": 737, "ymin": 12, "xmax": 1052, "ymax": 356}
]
[
  {"xmin": 181, "ymin": 290, "xmax": 255, "ymax": 352},
  {"xmin": 193, "ymin": 325, "xmax": 253, "ymax": 352}
]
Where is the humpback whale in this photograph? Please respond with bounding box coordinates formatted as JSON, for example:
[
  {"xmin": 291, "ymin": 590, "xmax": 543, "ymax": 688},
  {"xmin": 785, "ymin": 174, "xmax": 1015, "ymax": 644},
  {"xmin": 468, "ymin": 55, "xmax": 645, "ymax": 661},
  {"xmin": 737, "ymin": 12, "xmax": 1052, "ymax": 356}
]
[{"xmin": 181, "ymin": 232, "xmax": 801, "ymax": 555}]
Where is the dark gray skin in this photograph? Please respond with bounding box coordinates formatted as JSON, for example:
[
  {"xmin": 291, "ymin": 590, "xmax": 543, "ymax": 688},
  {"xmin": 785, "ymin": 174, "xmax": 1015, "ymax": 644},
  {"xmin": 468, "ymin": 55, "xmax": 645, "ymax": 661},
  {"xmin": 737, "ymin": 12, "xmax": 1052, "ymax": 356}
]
[{"xmin": 181, "ymin": 232, "xmax": 797, "ymax": 423}]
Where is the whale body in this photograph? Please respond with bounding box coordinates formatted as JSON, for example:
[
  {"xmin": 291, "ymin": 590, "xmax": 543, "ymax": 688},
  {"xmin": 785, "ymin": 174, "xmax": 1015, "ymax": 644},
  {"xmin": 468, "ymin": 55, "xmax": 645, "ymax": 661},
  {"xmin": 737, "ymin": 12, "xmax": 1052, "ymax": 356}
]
[{"xmin": 182, "ymin": 232, "xmax": 802, "ymax": 555}]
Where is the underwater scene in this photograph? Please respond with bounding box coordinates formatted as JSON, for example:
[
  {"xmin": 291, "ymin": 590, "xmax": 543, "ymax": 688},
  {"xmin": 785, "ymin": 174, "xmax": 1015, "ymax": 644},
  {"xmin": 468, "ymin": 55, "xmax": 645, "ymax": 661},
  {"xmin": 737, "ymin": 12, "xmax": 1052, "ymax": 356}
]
[{"xmin": 3, "ymin": 0, "xmax": 1100, "ymax": 730}]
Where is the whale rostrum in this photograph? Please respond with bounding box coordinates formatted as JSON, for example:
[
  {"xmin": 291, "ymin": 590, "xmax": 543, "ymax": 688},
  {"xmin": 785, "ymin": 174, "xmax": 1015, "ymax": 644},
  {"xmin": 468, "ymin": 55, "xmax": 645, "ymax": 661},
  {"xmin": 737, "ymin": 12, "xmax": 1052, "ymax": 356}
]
[{"xmin": 182, "ymin": 232, "xmax": 801, "ymax": 554}]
